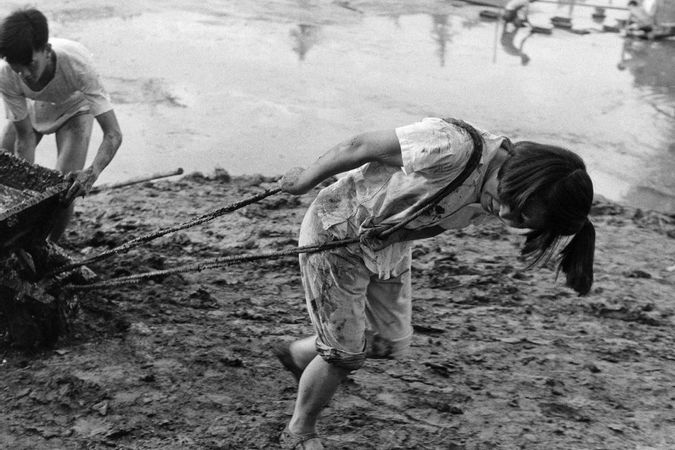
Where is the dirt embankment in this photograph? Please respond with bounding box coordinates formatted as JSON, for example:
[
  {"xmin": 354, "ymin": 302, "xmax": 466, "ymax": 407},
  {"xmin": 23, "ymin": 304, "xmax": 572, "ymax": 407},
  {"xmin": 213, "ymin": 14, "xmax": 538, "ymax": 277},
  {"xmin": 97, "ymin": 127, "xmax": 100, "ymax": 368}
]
[{"xmin": 1, "ymin": 172, "xmax": 674, "ymax": 449}]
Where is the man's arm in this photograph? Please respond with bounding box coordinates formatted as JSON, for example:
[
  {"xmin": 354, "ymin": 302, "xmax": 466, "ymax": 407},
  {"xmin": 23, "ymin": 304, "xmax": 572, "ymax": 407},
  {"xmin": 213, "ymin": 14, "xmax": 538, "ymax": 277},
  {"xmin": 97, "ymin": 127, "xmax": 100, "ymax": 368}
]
[
  {"xmin": 12, "ymin": 116, "xmax": 38, "ymax": 162},
  {"xmin": 280, "ymin": 129, "xmax": 402, "ymax": 195},
  {"xmin": 64, "ymin": 109, "xmax": 122, "ymax": 202},
  {"xmin": 90, "ymin": 109, "xmax": 122, "ymax": 177}
]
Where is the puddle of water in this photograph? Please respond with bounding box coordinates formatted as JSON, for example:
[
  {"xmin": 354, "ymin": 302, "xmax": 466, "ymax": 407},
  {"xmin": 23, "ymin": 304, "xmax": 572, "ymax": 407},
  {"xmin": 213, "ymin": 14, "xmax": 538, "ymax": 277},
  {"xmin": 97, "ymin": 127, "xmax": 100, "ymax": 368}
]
[{"xmin": 1, "ymin": 1, "xmax": 674, "ymax": 212}]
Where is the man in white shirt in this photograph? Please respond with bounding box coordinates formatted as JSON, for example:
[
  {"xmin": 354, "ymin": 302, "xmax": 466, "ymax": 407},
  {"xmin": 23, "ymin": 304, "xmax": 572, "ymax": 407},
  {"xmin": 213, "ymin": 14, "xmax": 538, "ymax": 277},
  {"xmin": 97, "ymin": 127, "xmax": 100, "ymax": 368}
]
[
  {"xmin": 0, "ymin": 8, "xmax": 122, "ymax": 241},
  {"xmin": 503, "ymin": 0, "xmax": 538, "ymax": 29}
]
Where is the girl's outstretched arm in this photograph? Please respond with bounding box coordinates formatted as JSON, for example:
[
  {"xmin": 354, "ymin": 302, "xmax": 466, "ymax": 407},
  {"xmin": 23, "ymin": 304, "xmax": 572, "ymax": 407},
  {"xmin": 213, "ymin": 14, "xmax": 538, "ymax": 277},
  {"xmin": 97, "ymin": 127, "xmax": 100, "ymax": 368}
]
[{"xmin": 280, "ymin": 129, "xmax": 402, "ymax": 195}]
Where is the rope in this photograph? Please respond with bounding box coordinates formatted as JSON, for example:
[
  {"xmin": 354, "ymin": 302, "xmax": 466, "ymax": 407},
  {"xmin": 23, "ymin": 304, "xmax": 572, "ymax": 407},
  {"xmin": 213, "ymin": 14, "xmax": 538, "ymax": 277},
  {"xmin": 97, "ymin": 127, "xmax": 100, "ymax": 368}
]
[
  {"xmin": 46, "ymin": 187, "xmax": 281, "ymax": 278},
  {"xmin": 378, "ymin": 118, "xmax": 484, "ymax": 239},
  {"xmin": 62, "ymin": 237, "xmax": 360, "ymax": 291},
  {"xmin": 59, "ymin": 119, "xmax": 486, "ymax": 291}
]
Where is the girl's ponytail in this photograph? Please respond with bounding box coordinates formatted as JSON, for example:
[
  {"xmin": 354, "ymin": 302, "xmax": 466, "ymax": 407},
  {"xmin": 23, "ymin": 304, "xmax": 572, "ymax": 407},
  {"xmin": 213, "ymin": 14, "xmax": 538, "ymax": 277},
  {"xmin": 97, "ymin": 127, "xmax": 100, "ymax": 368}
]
[
  {"xmin": 559, "ymin": 219, "xmax": 596, "ymax": 295},
  {"xmin": 501, "ymin": 142, "xmax": 595, "ymax": 295}
]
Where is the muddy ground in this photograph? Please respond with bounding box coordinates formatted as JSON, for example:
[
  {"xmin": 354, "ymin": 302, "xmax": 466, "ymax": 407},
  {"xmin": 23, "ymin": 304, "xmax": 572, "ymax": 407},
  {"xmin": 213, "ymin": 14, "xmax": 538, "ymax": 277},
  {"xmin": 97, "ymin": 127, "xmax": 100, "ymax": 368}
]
[{"xmin": 1, "ymin": 172, "xmax": 674, "ymax": 449}]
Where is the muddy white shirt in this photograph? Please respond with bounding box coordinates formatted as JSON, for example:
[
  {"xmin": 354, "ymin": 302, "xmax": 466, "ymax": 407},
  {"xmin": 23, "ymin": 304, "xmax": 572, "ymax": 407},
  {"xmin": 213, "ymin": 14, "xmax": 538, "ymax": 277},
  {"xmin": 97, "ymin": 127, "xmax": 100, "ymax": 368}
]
[
  {"xmin": 312, "ymin": 117, "xmax": 507, "ymax": 279},
  {"xmin": 0, "ymin": 38, "xmax": 112, "ymax": 134}
]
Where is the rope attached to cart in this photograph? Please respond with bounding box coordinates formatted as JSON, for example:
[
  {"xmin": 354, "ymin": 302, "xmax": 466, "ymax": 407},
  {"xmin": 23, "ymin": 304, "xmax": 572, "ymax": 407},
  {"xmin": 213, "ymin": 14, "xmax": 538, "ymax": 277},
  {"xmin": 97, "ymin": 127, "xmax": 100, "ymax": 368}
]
[
  {"xmin": 59, "ymin": 118, "xmax": 486, "ymax": 292},
  {"xmin": 62, "ymin": 238, "xmax": 361, "ymax": 291},
  {"xmin": 46, "ymin": 187, "xmax": 282, "ymax": 278}
]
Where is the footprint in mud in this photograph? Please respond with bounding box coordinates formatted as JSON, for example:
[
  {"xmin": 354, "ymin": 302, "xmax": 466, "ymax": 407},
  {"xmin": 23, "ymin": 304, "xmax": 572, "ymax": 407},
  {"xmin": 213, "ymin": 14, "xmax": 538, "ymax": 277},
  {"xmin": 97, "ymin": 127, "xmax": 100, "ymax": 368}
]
[{"xmin": 539, "ymin": 402, "xmax": 591, "ymax": 423}]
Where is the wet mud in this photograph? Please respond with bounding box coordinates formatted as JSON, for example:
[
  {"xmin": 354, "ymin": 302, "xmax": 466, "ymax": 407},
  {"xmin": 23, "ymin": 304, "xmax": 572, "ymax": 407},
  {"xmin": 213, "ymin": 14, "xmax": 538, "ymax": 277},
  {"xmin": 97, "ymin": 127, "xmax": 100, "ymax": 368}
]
[{"xmin": 1, "ymin": 173, "xmax": 674, "ymax": 449}]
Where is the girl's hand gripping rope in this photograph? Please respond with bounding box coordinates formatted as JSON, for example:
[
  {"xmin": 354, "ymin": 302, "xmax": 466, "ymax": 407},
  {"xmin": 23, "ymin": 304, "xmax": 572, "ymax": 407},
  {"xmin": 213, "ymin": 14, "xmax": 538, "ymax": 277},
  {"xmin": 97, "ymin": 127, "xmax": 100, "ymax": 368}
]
[
  {"xmin": 358, "ymin": 221, "xmax": 405, "ymax": 252},
  {"xmin": 359, "ymin": 227, "xmax": 387, "ymax": 251},
  {"xmin": 279, "ymin": 167, "xmax": 309, "ymax": 195}
]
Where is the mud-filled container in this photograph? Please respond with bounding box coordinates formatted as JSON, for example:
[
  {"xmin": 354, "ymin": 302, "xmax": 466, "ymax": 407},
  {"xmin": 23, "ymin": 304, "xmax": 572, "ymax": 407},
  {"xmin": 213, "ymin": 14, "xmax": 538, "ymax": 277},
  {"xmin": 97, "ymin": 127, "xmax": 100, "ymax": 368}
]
[
  {"xmin": 0, "ymin": 153, "xmax": 93, "ymax": 349},
  {"xmin": 0, "ymin": 152, "xmax": 71, "ymax": 251}
]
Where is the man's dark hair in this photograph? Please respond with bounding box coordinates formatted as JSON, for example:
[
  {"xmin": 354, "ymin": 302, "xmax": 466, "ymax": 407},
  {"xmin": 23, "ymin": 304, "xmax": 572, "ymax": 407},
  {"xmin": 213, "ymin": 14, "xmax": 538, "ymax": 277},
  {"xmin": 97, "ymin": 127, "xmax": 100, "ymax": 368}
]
[{"xmin": 0, "ymin": 8, "xmax": 49, "ymax": 65}]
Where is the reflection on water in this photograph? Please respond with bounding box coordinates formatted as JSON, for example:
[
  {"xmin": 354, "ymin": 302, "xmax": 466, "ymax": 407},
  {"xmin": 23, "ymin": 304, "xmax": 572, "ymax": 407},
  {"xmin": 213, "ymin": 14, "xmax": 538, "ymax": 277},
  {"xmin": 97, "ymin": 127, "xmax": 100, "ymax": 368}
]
[
  {"xmin": 8, "ymin": 1, "xmax": 674, "ymax": 213},
  {"xmin": 619, "ymin": 38, "xmax": 675, "ymax": 90},
  {"xmin": 290, "ymin": 24, "xmax": 320, "ymax": 61},
  {"xmin": 500, "ymin": 25, "xmax": 533, "ymax": 65},
  {"xmin": 431, "ymin": 14, "xmax": 453, "ymax": 67},
  {"xmin": 617, "ymin": 38, "xmax": 675, "ymax": 212}
]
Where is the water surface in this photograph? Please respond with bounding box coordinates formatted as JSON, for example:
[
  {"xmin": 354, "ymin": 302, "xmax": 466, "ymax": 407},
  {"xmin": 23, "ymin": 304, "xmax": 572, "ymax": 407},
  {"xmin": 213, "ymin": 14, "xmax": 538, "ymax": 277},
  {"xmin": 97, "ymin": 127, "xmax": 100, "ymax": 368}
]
[{"xmin": 3, "ymin": 0, "xmax": 674, "ymax": 211}]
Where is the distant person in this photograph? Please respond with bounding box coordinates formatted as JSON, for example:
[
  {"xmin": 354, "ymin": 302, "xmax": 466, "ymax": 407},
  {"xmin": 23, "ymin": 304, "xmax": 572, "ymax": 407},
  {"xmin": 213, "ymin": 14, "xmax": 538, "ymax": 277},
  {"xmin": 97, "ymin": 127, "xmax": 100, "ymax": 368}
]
[
  {"xmin": 626, "ymin": 0, "xmax": 655, "ymax": 35},
  {"xmin": 290, "ymin": 24, "xmax": 319, "ymax": 61},
  {"xmin": 500, "ymin": 25, "xmax": 532, "ymax": 65},
  {"xmin": 503, "ymin": 0, "xmax": 538, "ymax": 30},
  {"xmin": 617, "ymin": 37, "xmax": 649, "ymax": 71},
  {"xmin": 275, "ymin": 117, "xmax": 596, "ymax": 448},
  {"xmin": 0, "ymin": 8, "xmax": 122, "ymax": 242}
]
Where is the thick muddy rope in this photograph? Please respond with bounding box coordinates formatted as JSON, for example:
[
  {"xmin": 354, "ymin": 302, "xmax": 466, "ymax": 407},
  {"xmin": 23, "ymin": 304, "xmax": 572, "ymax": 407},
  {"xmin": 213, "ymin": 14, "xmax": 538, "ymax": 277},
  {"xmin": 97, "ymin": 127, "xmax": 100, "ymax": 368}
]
[
  {"xmin": 62, "ymin": 238, "xmax": 360, "ymax": 291},
  {"xmin": 46, "ymin": 188, "xmax": 281, "ymax": 278},
  {"xmin": 59, "ymin": 119, "xmax": 485, "ymax": 291}
]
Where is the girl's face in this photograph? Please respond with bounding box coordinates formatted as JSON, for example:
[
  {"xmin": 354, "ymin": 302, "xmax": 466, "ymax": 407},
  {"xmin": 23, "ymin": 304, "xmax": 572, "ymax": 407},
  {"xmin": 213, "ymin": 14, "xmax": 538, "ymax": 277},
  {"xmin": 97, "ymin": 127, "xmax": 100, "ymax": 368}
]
[
  {"xmin": 481, "ymin": 170, "xmax": 546, "ymax": 230},
  {"xmin": 499, "ymin": 199, "xmax": 548, "ymax": 230},
  {"xmin": 497, "ymin": 203, "xmax": 529, "ymax": 228}
]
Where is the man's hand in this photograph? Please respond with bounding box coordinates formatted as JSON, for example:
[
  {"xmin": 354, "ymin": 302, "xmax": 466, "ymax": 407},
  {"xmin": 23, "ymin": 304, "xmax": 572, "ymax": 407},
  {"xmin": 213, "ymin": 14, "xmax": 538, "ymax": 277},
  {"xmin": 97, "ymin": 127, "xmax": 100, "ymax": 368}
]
[
  {"xmin": 64, "ymin": 167, "xmax": 98, "ymax": 203},
  {"xmin": 279, "ymin": 167, "xmax": 309, "ymax": 195}
]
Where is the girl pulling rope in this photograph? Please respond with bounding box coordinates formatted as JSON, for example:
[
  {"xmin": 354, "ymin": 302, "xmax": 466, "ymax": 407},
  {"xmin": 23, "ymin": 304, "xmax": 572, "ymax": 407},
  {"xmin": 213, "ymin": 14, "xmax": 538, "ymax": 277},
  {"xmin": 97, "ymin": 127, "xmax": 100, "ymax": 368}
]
[{"xmin": 273, "ymin": 116, "xmax": 595, "ymax": 449}]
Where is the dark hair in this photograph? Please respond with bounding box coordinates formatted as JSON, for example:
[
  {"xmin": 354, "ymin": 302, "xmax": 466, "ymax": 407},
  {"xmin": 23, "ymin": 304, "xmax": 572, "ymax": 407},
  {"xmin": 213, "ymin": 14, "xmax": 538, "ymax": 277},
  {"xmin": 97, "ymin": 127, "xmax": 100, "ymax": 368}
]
[
  {"xmin": 498, "ymin": 141, "xmax": 595, "ymax": 295},
  {"xmin": 0, "ymin": 8, "xmax": 49, "ymax": 65}
]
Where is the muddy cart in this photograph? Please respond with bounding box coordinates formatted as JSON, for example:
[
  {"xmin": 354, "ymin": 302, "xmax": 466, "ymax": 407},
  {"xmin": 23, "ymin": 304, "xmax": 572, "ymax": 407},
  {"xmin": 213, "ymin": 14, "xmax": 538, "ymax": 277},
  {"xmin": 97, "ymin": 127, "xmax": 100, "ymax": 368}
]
[
  {"xmin": 0, "ymin": 153, "xmax": 91, "ymax": 349},
  {"xmin": 0, "ymin": 152, "xmax": 72, "ymax": 250}
]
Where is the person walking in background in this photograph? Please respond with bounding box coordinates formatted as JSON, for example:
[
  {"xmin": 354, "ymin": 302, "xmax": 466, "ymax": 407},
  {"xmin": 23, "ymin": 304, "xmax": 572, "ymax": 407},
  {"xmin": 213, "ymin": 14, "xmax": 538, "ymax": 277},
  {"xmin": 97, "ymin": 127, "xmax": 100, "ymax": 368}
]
[
  {"xmin": 274, "ymin": 116, "xmax": 596, "ymax": 448},
  {"xmin": 0, "ymin": 7, "xmax": 122, "ymax": 242},
  {"xmin": 500, "ymin": 24, "xmax": 532, "ymax": 65},
  {"xmin": 626, "ymin": 0, "xmax": 655, "ymax": 38},
  {"xmin": 503, "ymin": 0, "xmax": 538, "ymax": 30}
]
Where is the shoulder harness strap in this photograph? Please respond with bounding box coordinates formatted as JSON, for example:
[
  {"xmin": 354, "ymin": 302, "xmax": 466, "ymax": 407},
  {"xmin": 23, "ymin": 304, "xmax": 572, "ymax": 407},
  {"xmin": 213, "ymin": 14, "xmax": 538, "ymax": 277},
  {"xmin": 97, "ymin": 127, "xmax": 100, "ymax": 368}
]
[{"xmin": 379, "ymin": 118, "xmax": 484, "ymax": 238}]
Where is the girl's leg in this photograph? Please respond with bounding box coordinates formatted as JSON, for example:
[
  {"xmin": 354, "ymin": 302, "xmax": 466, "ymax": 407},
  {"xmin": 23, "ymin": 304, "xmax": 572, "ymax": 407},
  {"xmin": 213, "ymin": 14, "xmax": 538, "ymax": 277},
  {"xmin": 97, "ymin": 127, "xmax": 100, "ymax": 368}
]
[
  {"xmin": 288, "ymin": 335, "xmax": 320, "ymax": 370},
  {"xmin": 286, "ymin": 250, "xmax": 368, "ymax": 440},
  {"xmin": 286, "ymin": 263, "xmax": 414, "ymax": 439},
  {"xmin": 289, "ymin": 355, "xmax": 351, "ymax": 435},
  {"xmin": 274, "ymin": 335, "xmax": 319, "ymax": 383},
  {"xmin": 285, "ymin": 205, "xmax": 368, "ymax": 443},
  {"xmin": 50, "ymin": 113, "xmax": 94, "ymax": 241},
  {"xmin": 364, "ymin": 267, "xmax": 413, "ymax": 359}
]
